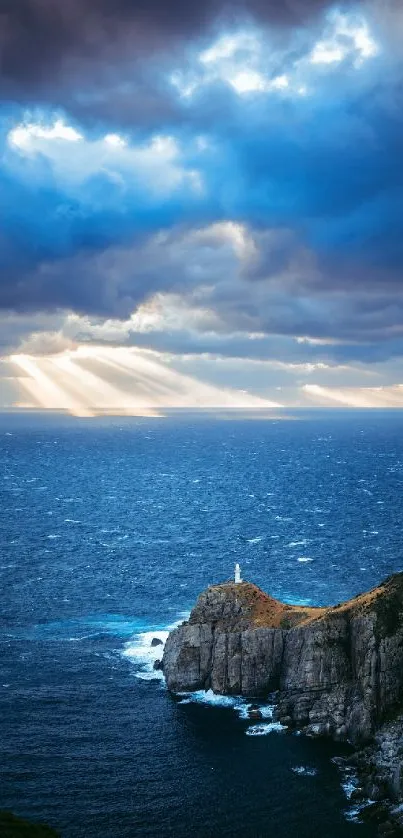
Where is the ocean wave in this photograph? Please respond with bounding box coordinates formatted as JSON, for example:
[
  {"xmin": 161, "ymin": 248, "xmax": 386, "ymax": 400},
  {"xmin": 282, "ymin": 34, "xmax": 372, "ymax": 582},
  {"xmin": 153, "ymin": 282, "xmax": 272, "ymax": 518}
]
[
  {"xmin": 178, "ymin": 689, "xmax": 245, "ymax": 710},
  {"xmin": 288, "ymin": 540, "xmax": 309, "ymax": 547},
  {"xmin": 332, "ymin": 757, "xmax": 375, "ymax": 823},
  {"xmin": 122, "ymin": 614, "xmax": 188, "ymax": 682},
  {"xmin": 8, "ymin": 614, "xmax": 147, "ymax": 643},
  {"xmin": 246, "ymin": 722, "xmax": 287, "ymax": 736},
  {"xmin": 122, "ymin": 629, "xmax": 169, "ymax": 681},
  {"xmin": 291, "ymin": 765, "xmax": 318, "ymax": 776},
  {"xmin": 176, "ymin": 689, "xmax": 285, "ymax": 735},
  {"xmin": 123, "ymin": 628, "xmax": 286, "ymax": 737}
]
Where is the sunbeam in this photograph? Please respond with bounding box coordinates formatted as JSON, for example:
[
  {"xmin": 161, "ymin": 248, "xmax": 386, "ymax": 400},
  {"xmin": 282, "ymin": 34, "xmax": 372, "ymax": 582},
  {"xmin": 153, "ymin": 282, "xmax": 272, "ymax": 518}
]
[
  {"xmin": 10, "ymin": 355, "xmax": 94, "ymax": 416},
  {"xmin": 51, "ymin": 355, "xmax": 160, "ymax": 415},
  {"xmin": 9, "ymin": 346, "xmax": 279, "ymax": 415},
  {"xmin": 303, "ymin": 384, "xmax": 403, "ymax": 408}
]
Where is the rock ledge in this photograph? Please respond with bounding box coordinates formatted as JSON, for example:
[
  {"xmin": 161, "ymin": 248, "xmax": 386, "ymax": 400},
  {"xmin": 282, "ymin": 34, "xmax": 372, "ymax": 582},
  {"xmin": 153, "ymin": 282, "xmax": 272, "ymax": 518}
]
[{"xmin": 163, "ymin": 574, "xmax": 403, "ymax": 744}]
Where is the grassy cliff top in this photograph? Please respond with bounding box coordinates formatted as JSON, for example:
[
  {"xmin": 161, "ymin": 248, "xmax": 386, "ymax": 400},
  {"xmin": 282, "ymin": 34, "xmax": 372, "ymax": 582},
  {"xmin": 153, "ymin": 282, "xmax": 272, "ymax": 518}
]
[
  {"xmin": 190, "ymin": 573, "xmax": 403, "ymax": 630},
  {"xmin": 189, "ymin": 580, "xmax": 326, "ymax": 629}
]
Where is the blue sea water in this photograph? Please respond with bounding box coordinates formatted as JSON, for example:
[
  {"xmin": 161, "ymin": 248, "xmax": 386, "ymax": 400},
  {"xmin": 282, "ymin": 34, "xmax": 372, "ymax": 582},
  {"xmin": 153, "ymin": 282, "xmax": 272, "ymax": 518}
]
[{"xmin": 1, "ymin": 410, "xmax": 403, "ymax": 837}]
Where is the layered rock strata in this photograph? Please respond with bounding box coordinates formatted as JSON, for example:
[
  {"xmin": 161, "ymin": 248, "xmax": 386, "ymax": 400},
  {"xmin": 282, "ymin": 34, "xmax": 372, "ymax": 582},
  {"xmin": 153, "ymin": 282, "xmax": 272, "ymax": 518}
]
[{"xmin": 163, "ymin": 574, "xmax": 403, "ymax": 744}]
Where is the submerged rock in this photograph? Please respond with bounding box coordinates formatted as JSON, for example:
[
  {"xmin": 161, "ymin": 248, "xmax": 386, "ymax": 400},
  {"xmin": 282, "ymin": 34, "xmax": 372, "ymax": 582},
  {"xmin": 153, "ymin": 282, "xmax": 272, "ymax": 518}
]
[
  {"xmin": 163, "ymin": 574, "xmax": 403, "ymax": 745},
  {"xmin": 248, "ymin": 709, "xmax": 263, "ymax": 720}
]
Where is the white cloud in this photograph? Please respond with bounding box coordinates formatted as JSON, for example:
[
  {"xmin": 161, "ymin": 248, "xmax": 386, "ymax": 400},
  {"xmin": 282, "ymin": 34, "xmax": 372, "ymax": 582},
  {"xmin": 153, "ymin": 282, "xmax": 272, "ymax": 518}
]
[
  {"xmin": 172, "ymin": 28, "xmax": 294, "ymax": 98},
  {"xmin": 230, "ymin": 70, "xmax": 289, "ymax": 94},
  {"xmin": 309, "ymin": 12, "xmax": 379, "ymax": 68},
  {"xmin": 104, "ymin": 133, "xmax": 127, "ymax": 147},
  {"xmin": 230, "ymin": 69, "xmax": 267, "ymax": 93},
  {"xmin": 310, "ymin": 43, "xmax": 345, "ymax": 65},
  {"xmin": 7, "ymin": 119, "xmax": 202, "ymax": 197},
  {"xmin": 171, "ymin": 13, "xmax": 379, "ymax": 102},
  {"xmin": 9, "ymin": 119, "xmax": 83, "ymax": 149},
  {"xmin": 199, "ymin": 32, "xmax": 259, "ymax": 65}
]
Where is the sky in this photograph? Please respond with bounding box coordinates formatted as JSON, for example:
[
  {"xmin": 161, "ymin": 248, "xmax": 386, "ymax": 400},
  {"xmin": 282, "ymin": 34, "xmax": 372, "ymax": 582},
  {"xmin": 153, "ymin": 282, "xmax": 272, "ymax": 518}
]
[{"xmin": 1, "ymin": 0, "xmax": 403, "ymax": 414}]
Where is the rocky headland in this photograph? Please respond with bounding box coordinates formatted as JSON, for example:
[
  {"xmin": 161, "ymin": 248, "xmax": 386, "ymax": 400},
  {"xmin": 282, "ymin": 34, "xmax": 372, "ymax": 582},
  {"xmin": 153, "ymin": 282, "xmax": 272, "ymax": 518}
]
[{"xmin": 162, "ymin": 573, "xmax": 403, "ymax": 831}]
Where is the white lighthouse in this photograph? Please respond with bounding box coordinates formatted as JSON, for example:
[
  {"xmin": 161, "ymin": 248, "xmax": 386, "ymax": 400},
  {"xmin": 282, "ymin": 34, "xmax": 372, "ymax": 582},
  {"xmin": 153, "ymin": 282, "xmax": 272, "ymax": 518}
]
[{"xmin": 234, "ymin": 562, "xmax": 242, "ymax": 584}]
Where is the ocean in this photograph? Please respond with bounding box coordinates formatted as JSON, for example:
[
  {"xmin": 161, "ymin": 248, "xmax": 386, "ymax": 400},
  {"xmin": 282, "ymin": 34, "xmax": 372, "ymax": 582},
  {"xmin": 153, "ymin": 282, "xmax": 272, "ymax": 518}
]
[{"xmin": 1, "ymin": 410, "xmax": 403, "ymax": 837}]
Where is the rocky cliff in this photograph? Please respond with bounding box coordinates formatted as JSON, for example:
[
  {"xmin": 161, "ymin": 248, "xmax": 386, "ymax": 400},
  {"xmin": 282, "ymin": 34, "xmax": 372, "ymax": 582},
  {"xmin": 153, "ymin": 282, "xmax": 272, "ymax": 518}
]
[{"xmin": 162, "ymin": 574, "xmax": 403, "ymax": 745}]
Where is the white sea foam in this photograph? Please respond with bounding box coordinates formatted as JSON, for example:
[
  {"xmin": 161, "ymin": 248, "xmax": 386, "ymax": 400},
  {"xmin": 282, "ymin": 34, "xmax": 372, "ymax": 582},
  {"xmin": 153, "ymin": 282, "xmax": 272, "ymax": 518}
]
[
  {"xmin": 122, "ymin": 614, "xmax": 188, "ymax": 682},
  {"xmin": 135, "ymin": 670, "xmax": 167, "ymax": 682},
  {"xmin": 123, "ymin": 623, "xmax": 286, "ymax": 736},
  {"xmin": 344, "ymin": 798, "xmax": 376, "ymax": 824},
  {"xmin": 291, "ymin": 765, "xmax": 318, "ymax": 776},
  {"xmin": 288, "ymin": 540, "xmax": 308, "ymax": 547},
  {"xmin": 247, "ymin": 536, "xmax": 263, "ymax": 544},
  {"xmin": 255, "ymin": 704, "xmax": 276, "ymax": 719},
  {"xmin": 178, "ymin": 689, "xmax": 246, "ymax": 711},
  {"xmin": 246, "ymin": 722, "xmax": 286, "ymax": 736},
  {"xmin": 176, "ymin": 690, "xmax": 281, "ymax": 733},
  {"xmin": 333, "ymin": 758, "xmax": 375, "ymax": 823},
  {"xmin": 341, "ymin": 776, "xmax": 358, "ymax": 800},
  {"xmin": 122, "ymin": 629, "xmax": 169, "ymax": 680},
  {"xmin": 297, "ymin": 557, "xmax": 313, "ymax": 563}
]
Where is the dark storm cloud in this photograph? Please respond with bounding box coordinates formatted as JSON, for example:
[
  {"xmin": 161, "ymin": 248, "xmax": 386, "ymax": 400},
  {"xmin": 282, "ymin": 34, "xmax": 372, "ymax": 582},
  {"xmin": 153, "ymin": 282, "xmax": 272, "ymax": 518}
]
[
  {"xmin": 0, "ymin": 0, "xmax": 353, "ymax": 135},
  {"xmin": 121, "ymin": 328, "xmax": 403, "ymax": 367},
  {"xmin": 0, "ymin": 0, "xmax": 341, "ymax": 96},
  {"xmin": 2, "ymin": 0, "xmax": 403, "ymax": 368}
]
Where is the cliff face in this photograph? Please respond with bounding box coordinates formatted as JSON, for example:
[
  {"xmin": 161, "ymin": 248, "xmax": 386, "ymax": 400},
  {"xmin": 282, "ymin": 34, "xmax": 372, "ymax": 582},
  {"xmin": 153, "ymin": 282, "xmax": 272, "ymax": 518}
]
[{"xmin": 162, "ymin": 574, "xmax": 403, "ymax": 743}]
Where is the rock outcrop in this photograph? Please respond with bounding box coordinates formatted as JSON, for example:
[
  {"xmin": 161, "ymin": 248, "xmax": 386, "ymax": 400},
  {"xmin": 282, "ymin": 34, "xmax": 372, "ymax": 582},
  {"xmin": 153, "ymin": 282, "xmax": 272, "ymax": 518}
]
[
  {"xmin": 0, "ymin": 811, "xmax": 60, "ymax": 837},
  {"xmin": 163, "ymin": 574, "xmax": 403, "ymax": 744}
]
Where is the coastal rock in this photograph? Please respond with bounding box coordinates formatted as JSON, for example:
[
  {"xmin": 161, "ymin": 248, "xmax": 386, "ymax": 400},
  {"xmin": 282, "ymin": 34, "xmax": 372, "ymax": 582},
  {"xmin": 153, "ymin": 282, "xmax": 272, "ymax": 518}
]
[
  {"xmin": 0, "ymin": 811, "xmax": 60, "ymax": 837},
  {"xmin": 248, "ymin": 709, "xmax": 263, "ymax": 720},
  {"xmin": 151, "ymin": 637, "xmax": 163, "ymax": 647},
  {"xmin": 352, "ymin": 718, "xmax": 403, "ymax": 803},
  {"xmin": 163, "ymin": 574, "xmax": 403, "ymax": 745}
]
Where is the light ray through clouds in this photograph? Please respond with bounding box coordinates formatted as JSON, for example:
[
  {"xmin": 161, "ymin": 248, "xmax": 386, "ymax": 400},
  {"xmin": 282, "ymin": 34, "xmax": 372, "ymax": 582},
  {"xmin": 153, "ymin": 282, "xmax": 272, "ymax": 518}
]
[
  {"xmin": 10, "ymin": 347, "xmax": 280, "ymax": 416},
  {"xmin": 303, "ymin": 384, "xmax": 403, "ymax": 408},
  {"xmin": 0, "ymin": 3, "xmax": 399, "ymax": 412}
]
